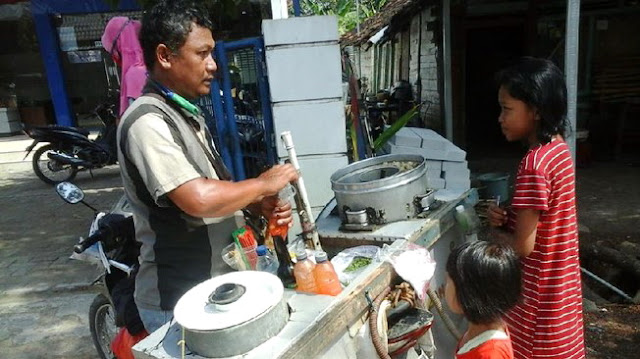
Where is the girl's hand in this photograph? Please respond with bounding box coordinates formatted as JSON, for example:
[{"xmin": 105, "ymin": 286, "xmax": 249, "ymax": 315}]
[{"xmin": 487, "ymin": 203, "xmax": 508, "ymax": 227}]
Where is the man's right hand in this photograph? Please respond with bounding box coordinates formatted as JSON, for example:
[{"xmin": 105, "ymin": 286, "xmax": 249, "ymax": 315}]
[
  {"xmin": 487, "ymin": 203, "xmax": 508, "ymax": 227},
  {"xmin": 257, "ymin": 164, "xmax": 299, "ymax": 197}
]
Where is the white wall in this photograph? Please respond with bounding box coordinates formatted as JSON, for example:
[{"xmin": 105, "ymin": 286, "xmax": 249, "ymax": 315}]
[{"xmin": 263, "ymin": 16, "xmax": 349, "ymax": 237}]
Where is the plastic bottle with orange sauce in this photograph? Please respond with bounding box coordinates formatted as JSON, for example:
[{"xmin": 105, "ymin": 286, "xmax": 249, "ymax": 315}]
[
  {"xmin": 313, "ymin": 251, "xmax": 342, "ymax": 296},
  {"xmin": 293, "ymin": 249, "xmax": 317, "ymax": 293}
]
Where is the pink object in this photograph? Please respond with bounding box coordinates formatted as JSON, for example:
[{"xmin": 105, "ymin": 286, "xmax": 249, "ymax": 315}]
[{"xmin": 102, "ymin": 17, "xmax": 147, "ymax": 115}]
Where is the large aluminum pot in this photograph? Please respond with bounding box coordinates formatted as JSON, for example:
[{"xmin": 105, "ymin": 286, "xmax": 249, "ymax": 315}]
[
  {"xmin": 174, "ymin": 271, "xmax": 289, "ymax": 357},
  {"xmin": 330, "ymin": 154, "xmax": 429, "ymax": 224}
]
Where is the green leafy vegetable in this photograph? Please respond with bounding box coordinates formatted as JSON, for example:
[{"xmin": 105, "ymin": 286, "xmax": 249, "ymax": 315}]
[{"xmin": 344, "ymin": 256, "xmax": 372, "ymax": 272}]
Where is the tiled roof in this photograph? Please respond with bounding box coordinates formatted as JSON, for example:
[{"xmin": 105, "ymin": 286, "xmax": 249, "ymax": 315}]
[{"xmin": 340, "ymin": 0, "xmax": 431, "ymax": 46}]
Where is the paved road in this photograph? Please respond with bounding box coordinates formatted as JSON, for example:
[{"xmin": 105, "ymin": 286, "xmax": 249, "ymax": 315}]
[{"xmin": 0, "ymin": 147, "xmax": 124, "ymax": 359}]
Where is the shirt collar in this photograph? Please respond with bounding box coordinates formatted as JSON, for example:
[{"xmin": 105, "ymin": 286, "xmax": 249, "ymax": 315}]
[{"xmin": 142, "ymin": 79, "xmax": 203, "ymax": 131}]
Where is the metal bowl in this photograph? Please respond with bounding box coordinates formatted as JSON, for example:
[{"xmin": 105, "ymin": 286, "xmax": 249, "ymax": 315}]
[{"xmin": 330, "ymin": 154, "xmax": 429, "ymax": 224}]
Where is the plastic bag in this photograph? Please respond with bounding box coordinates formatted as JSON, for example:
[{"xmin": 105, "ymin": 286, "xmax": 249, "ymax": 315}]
[
  {"xmin": 380, "ymin": 240, "xmax": 436, "ymax": 300},
  {"xmin": 331, "ymin": 245, "xmax": 381, "ymax": 286},
  {"xmin": 111, "ymin": 327, "xmax": 149, "ymax": 359}
]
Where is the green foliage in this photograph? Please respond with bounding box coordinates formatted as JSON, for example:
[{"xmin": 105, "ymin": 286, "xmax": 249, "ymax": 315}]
[
  {"xmin": 373, "ymin": 105, "xmax": 420, "ymax": 150},
  {"xmin": 301, "ymin": 0, "xmax": 388, "ymax": 34}
]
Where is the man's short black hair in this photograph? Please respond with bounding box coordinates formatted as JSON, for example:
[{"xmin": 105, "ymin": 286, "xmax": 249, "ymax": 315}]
[
  {"xmin": 140, "ymin": 0, "xmax": 214, "ymax": 70},
  {"xmin": 496, "ymin": 57, "xmax": 568, "ymax": 144},
  {"xmin": 446, "ymin": 240, "xmax": 522, "ymax": 325}
]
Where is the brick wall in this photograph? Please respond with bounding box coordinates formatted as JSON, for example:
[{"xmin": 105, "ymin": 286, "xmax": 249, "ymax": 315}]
[
  {"xmin": 347, "ymin": 5, "xmax": 441, "ymax": 128},
  {"xmin": 408, "ymin": 6, "xmax": 441, "ymax": 129}
]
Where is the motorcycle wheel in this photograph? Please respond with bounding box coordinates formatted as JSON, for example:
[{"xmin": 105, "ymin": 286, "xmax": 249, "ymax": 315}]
[
  {"xmin": 89, "ymin": 294, "xmax": 117, "ymax": 359},
  {"xmin": 32, "ymin": 144, "xmax": 78, "ymax": 185}
]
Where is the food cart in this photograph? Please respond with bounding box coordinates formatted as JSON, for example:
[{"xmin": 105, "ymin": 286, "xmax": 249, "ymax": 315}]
[{"xmin": 133, "ymin": 155, "xmax": 474, "ymax": 359}]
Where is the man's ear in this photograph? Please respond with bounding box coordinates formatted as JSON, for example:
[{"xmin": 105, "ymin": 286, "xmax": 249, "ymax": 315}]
[{"xmin": 156, "ymin": 44, "xmax": 173, "ymax": 70}]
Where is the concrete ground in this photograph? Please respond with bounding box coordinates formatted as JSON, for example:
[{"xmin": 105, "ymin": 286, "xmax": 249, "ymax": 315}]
[
  {"xmin": 0, "ymin": 135, "xmax": 123, "ymax": 359},
  {"xmin": 0, "ymin": 134, "xmax": 638, "ymax": 358}
]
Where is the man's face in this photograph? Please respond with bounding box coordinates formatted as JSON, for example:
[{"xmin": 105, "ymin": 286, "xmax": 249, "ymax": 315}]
[{"xmin": 167, "ymin": 24, "xmax": 216, "ymax": 99}]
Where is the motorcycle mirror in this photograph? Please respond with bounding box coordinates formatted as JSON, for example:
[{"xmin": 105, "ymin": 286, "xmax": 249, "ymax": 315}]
[{"xmin": 55, "ymin": 182, "xmax": 85, "ymax": 204}]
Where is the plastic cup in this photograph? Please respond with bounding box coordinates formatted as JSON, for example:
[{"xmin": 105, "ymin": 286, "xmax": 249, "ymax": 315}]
[
  {"xmin": 221, "ymin": 243, "xmax": 242, "ymax": 270},
  {"xmin": 243, "ymin": 244, "xmax": 258, "ymax": 270}
]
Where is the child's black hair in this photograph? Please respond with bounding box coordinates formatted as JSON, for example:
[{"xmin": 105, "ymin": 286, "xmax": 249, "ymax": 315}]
[
  {"xmin": 496, "ymin": 57, "xmax": 568, "ymax": 144},
  {"xmin": 446, "ymin": 240, "xmax": 522, "ymax": 325}
]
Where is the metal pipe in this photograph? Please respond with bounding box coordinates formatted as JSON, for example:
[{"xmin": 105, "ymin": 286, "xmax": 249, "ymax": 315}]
[
  {"xmin": 581, "ymin": 267, "xmax": 633, "ymax": 302},
  {"xmin": 253, "ymin": 40, "xmax": 276, "ymax": 165},
  {"xmin": 280, "ymin": 131, "xmax": 322, "ymax": 251},
  {"xmin": 208, "ymin": 74, "xmax": 234, "ymax": 173},
  {"xmin": 292, "ymin": 0, "xmax": 301, "ymax": 16},
  {"xmin": 442, "ymin": 0, "xmax": 454, "ymax": 141},
  {"xmin": 564, "ymin": 0, "xmax": 580, "ymax": 159}
]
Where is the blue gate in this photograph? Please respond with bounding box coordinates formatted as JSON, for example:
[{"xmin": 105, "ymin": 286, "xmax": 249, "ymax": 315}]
[{"xmin": 198, "ymin": 37, "xmax": 275, "ymax": 181}]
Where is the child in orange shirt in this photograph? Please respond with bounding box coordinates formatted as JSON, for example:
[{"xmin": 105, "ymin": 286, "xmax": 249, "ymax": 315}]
[{"xmin": 445, "ymin": 241, "xmax": 522, "ymax": 359}]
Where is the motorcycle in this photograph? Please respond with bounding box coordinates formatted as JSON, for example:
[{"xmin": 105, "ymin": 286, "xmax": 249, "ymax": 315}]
[
  {"xmin": 24, "ymin": 101, "xmax": 119, "ymax": 185},
  {"xmin": 55, "ymin": 181, "xmax": 142, "ymax": 359}
]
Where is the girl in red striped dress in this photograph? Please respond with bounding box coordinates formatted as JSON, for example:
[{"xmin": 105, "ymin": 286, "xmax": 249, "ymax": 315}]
[{"xmin": 487, "ymin": 58, "xmax": 586, "ymax": 359}]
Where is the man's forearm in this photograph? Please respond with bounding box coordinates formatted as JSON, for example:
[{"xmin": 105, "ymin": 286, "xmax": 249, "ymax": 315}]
[{"xmin": 169, "ymin": 177, "xmax": 268, "ymax": 218}]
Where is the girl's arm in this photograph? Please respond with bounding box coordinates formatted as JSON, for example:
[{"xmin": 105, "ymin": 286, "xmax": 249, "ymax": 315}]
[
  {"xmin": 512, "ymin": 208, "xmax": 540, "ymax": 257},
  {"xmin": 491, "ymin": 208, "xmax": 539, "ymax": 257}
]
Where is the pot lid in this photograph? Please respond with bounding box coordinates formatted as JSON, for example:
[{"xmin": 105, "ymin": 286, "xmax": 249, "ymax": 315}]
[{"xmin": 174, "ymin": 271, "xmax": 284, "ymax": 331}]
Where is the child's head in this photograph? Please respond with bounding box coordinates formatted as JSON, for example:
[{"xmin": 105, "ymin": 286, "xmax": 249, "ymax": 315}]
[
  {"xmin": 496, "ymin": 57, "xmax": 567, "ymax": 145},
  {"xmin": 445, "ymin": 240, "xmax": 521, "ymax": 325}
]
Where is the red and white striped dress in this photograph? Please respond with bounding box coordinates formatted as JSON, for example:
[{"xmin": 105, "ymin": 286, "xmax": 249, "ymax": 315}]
[{"xmin": 504, "ymin": 139, "xmax": 585, "ymax": 359}]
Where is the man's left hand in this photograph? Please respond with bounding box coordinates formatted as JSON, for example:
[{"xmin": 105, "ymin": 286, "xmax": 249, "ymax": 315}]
[{"xmin": 261, "ymin": 196, "xmax": 294, "ymax": 227}]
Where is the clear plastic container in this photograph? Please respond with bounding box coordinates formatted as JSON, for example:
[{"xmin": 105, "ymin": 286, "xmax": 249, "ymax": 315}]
[
  {"xmin": 256, "ymin": 245, "xmax": 278, "ymax": 275},
  {"xmin": 243, "ymin": 244, "xmax": 258, "ymax": 270},
  {"xmin": 313, "ymin": 251, "xmax": 342, "ymax": 296},
  {"xmin": 454, "ymin": 205, "xmax": 481, "ymax": 241},
  {"xmin": 293, "ymin": 249, "xmax": 317, "ymax": 293}
]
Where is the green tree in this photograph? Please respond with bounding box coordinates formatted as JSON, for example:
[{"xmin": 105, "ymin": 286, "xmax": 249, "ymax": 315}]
[{"xmin": 300, "ymin": 0, "xmax": 388, "ymax": 34}]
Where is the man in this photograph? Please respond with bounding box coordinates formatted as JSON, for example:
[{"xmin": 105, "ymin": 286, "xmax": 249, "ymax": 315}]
[{"xmin": 117, "ymin": 0, "xmax": 298, "ymax": 333}]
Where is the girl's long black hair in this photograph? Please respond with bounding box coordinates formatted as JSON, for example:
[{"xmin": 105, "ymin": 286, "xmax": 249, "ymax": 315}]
[{"xmin": 496, "ymin": 57, "xmax": 568, "ymax": 144}]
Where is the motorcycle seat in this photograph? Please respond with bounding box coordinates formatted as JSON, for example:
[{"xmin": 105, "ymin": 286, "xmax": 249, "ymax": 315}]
[{"xmin": 31, "ymin": 125, "xmax": 90, "ymax": 137}]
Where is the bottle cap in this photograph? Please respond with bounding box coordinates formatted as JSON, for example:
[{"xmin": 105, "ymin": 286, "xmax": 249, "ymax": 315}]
[
  {"xmin": 315, "ymin": 251, "xmax": 328, "ymax": 263},
  {"xmin": 295, "ymin": 249, "xmax": 307, "ymax": 261},
  {"xmin": 455, "ymin": 205, "xmax": 464, "ymax": 213},
  {"xmin": 256, "ymin": 245, "xmax": 267, "ymax": 256}
]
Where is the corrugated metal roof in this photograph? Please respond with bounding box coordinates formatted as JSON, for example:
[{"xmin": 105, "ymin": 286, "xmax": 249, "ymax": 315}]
[{"xmin": 340, "ymin": 0, "xmax": 431, "ymax": 46}]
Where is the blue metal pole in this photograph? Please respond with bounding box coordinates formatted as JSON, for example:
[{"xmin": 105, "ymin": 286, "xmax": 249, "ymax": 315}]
[
  {"xmin": 292, "ymin": 0, "xmax": 301, "ymax": 16},
  {"xmin": 209, "ymin": 79, "xmax": 234, "ymax": 176},
  {"xmin": 253, "ymin": 39, "xmax": 276, "ymax": 165},
  {"xmin": 215, "ymin": 42, "xmax": 246, "ymax": 180},
  {"xmin": 223, "ymin": 38, "xmax": 264, "ymax": 51},
  {"xmin": 31, "ymin": 0, "xmax": 142, "ymax": 126},
  {"xmin": 31, "ymin": 0, "xmax": 74, "ymax": 126}
]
